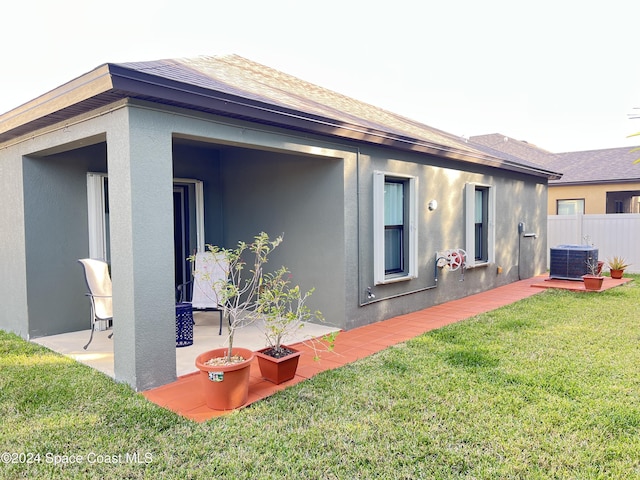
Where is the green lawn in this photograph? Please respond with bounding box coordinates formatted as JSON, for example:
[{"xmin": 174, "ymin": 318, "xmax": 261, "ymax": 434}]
[{"xmin": 2, "ymin": 278, "xmax": 640, "ymax": 479}]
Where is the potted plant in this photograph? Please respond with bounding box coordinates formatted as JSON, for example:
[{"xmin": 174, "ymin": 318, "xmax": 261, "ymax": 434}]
[
  {"xmin": 606, "ymin": 256, "xmax": 630, "ymax": 279},
  {"xmin": 582, "ymin": 256, "xmax": 605, "ymax": 291},
  {"xmin": 192, "ymin": 232, "xmax": 283, "ymax": 410},
  {"xmin": 254, "ymin": 266, "xmax": 336, "ymax": 384}
]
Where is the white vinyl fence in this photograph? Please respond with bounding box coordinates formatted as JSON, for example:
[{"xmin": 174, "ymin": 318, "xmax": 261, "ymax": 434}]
[{"xmin": 548, "ymin": 214, "xmax": 640, "ymax": 273}]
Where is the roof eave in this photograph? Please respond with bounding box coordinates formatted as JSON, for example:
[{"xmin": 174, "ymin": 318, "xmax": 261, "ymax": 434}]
[
  {"xmin": 1, "ymin": 63, "xmax": 559, "ymax": 180},
  {"xmin": 0, "ymin": 64, "xmax": 114, "ymax": 136},
  {"xmin": 551, "ymin": 178, "xmax": 640, "ymax": 186},
  {"xmin": 107, "ymin": 65, "xmax": 558, "ymax": 178}
]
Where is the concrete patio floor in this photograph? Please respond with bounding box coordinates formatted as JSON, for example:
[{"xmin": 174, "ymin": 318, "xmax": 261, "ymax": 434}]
[{"xmin": 32, "ymin": 311, "xmax": 340, "ymax": 379}]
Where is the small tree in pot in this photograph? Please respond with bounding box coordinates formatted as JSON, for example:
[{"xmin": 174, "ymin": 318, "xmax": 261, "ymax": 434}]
[
  {"xmin": 191, "ymin": 232, "xmax": 283, "ymax": 410},
  {"xmin": 258, "ymin": 267, "xmax": 321, "ymax": 355},
  {"xmin": 193, "ymin": 231, "xmax": 283, "ymax": 364},
  {"xmin": 255, "ymin": 266, "xmax": 336, "ymax": 384},
  {"xmin": 583, "ymin": 256, "xmax": 604, "ymax": 291}
]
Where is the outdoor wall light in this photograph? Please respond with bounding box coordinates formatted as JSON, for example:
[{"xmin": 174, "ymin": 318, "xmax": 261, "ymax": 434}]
[{"xmin": 428, "ymin": 199, "xmax": 438, "ymax": 211}]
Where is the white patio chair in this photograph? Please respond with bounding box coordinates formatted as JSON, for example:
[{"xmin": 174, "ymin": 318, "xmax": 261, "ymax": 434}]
[
  {"xmin": 177, "ymin": 251, "xmax": 228, "ymax": 335},
  {"xmin": 78, "ymin": 258, "xmax": 113, "ymax": 350}
]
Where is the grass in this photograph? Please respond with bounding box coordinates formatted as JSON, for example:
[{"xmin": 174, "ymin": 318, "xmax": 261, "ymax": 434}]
[{"xmin": 2, "ymin": 277, "xmax": 640, "ymax": 479}]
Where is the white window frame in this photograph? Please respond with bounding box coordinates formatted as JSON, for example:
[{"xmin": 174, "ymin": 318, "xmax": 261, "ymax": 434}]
[
  {"xmin": 556, "ymin": 198, "xmax": 584, "ymax": 215},
  {"xmin": 173, "ymin": 177, "xmax": 206, "ymax": 253},
  {"xmin": 87, "ymin": 173, "xmax": 109, "ymax": 261},
  {"xmin": 86, "ymin": 174, "xmax": 205, "ymax": 261},
  {"xmin": 373, "ymin": 171, "xmax": 418, "ymax": 284},
  {"xmin": 464, "ymin": 182, "xmax": 495, "ymax": 267}
]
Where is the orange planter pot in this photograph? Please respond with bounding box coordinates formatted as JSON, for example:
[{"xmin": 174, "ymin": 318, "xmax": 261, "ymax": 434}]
[
  {"xmin": 582, "ymin": 275, "xmax": 604, "ymax": 291},
  {"xmin": 610, "ymin": 269, "xmax": 624, "ymax": 279},
  {"xmin": 195, "ymin": 348, "xmax": 255, "ymax": 410},
  {"xmin": 255, "ymin": 346, "xmax": 302, "ymax": 384}
]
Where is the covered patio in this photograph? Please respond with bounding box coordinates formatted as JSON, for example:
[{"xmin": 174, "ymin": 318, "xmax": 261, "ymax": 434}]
[
  {"xmin": 32, "ymin": 311, "xmax": 340, "ymax": 379},
  {"xmin": 9, "ymin": 105, "xmax": 348, "ymax": 393}
]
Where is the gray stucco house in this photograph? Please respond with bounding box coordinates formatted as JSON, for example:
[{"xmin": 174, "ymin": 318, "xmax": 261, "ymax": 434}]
[{"xmin": 0, "ymin": 55, "xmax": 560, "ymax": 391}]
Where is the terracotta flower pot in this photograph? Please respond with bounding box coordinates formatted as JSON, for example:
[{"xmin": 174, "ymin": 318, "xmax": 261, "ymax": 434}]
[
  {"xmin": 255, "ymin": 345, "xmax": 302, "ymax": 384},
  {"xmin": 610, "ymin": 269, "xmax": 624, "ymax": 279},
  {"xmin": 582, "ymin": 274, "xmax": 604, "ymax": 291},
  {"xmin": 195, "ymin": 347, "xmax": 255, "ymax": 410}
]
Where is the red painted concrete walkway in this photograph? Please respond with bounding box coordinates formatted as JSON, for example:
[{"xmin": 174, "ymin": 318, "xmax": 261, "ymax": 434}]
[{"xmin": 142, "ymin": 275, "xmax": 631, "ymax": 422}]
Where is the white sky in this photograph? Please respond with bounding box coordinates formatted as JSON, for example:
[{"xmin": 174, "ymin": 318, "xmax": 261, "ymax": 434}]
[{"xmin": 2, "ymin": 0, "xmax": 639, "ymax": 153}]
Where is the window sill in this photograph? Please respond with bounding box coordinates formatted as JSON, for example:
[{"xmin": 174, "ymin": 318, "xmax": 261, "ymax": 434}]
[
  {"xmin": 376, "ymin": 274, "xmax": 417, "ymax": 285},
  {"xmin": 466, "ymin": 261, "xmax": 490, "ymax": 269}
]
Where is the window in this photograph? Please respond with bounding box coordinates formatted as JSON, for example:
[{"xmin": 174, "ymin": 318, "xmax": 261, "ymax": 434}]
[
  {"xmin": 614, "ymin": 200, "xmax": 624, "ymax": 214},
  {"xmin": 373, "ymin": 172, "xmax": 417, "ymax": 284},
  {"xmin": 474, "ymin": 188, "xmax": 488, "ymax": 261},
  {"xmin": 465, "ymin": 183, "xmax": 494, "ymax": 265},
  {"xmin": 556, "ymin": 199, "xmax": 584, "ymax": 215},
  {"xmin": 384, "ymin": 180, "xmax": 404, "ymax": 274}
]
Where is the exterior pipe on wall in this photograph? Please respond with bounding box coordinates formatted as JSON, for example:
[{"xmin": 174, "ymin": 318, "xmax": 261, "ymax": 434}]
[
  {"xmin": 517, "ymin": 223, "xmax": 538, "ymax": 280},
  {"xmin": 434, "ymin": 256, "xmax": 448, "ymax": 283},
  {"xmin": 361, "ymin": 283, "xmax": 438, "ymax": 306}
]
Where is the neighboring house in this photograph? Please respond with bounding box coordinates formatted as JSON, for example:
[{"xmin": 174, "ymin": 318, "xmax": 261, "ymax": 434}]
[
  {"xmin": 550, "ymin": 148, "xmax": 640, "ymax": 214},
  {"xmin": 0, "ymin": 55, "xmax": 559, "ymax": 391},
  {"xmin": 471, "ymin": 134, "xmax": 640, "ymax": 215}
]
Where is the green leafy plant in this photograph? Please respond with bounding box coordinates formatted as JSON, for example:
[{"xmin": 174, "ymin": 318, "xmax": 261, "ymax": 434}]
[
  {"xmin": 191, "ymin": 232, "xmax": 283, "ymax": 363},
  {"xmin": 606, "ymin": 256, "xmax": 630, "ymax": 271},
  {"xmin": 257, "ymin": 266, "xmax": 336, "ymax": 360}
]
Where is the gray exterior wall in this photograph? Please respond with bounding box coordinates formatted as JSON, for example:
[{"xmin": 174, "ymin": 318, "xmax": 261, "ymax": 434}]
[
  {"xmin": 0, "ymin": 145, "xmax": 29, "ymax": 337},
  {"xmin": 0, "ymin": 99, "xmax": 548, "ymax": 391},
  {"xmin": 23, "ymin": 144, "xmax": 107, "ymax": 337},
  {"xmin": 172, "ymin": 142, "xmax": 224, "ymax": 247},
  {"xmin": 348, "ymin": 145, "xmax": 547, "ymax": 329},
  {"xmin": 219, "ymin": 147, "xmax": 346, "ymax": 327}
]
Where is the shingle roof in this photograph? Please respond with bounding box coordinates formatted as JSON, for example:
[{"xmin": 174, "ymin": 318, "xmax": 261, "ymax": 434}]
[
  {"xmin": 1, "ymin": 54, "xmax": 560, "ymax": 179},
  {"xmin": 471, "ymin": 133, "xmax": 640, "ymax": 185},
  {"xmin": 116, "ymin": 55, "xmax": 490, "ymax": 153},
  {"xmin": 552, "ymin": 147, "xmax": 640, "ymax": 184},
  {"xmin": 468, "ymin": 133, "xmax": 559, "ymax": 173},
  {"xmin": 470, "ymin": 134, "xmax": 558, "ymax": 167}
]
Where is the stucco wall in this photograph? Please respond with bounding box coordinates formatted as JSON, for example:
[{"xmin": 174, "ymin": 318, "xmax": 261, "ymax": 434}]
[
  {"xmin": 548, "ymin": 183, "xmax": 640, "ymax": 215},
  {"xmin": 22, "ymin": 145, "xmax": 108, "ymax": 337},
  {"xmin": 220, "ymin": 147, "xmax": 347, "ymax": 329},
  {"xmin": 172, "ymin": 141, "xmax": 224, "ymax": 247},
  {"xmin": 0, "ymin": 147, "xmax": 29, "ymax": 336},
  {"xmin": 343, "ymin": 145, "xmax": 548, "ymax": 330}
]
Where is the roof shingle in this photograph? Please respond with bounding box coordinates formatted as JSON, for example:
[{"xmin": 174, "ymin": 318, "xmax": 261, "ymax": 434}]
[{"xmin": 470, "ymin": 133, "xmax": 640, "ymax": 184}]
